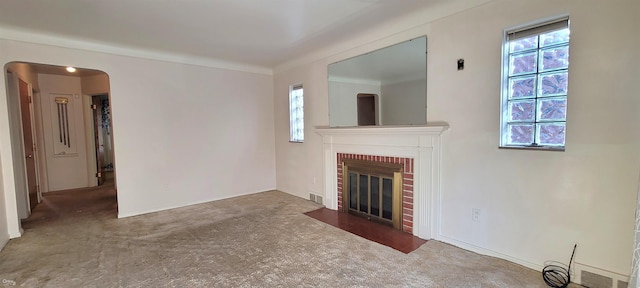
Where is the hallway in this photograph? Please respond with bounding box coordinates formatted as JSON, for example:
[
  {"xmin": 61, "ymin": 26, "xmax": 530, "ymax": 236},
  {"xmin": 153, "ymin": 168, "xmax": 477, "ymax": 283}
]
[{"xmin": 21, "ymin": 173, "xmax": 117, "ymax": 230}]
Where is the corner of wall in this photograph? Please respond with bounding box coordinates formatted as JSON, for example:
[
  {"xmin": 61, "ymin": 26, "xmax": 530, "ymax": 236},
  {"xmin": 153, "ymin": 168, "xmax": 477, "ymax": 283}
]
[{"xmin": 0, "ymin": 234, "xmax": 9, "ymax": 251}]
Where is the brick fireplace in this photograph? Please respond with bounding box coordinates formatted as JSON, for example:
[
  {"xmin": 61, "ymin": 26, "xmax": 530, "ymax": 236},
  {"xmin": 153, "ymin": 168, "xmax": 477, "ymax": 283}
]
[
  {"xmin": 316, "ymin": 125, "xmax": 447, "ymax": 240},
  {"xmin": 337, "ymin": 153, "xmax": 415, "ymax": 233}
]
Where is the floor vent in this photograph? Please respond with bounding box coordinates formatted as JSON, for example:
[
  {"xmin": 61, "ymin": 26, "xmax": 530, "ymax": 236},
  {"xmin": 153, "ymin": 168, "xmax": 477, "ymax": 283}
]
[
  {"xmin": 309, "ymin": 194, "xmax": 323, "ymax": 205},
  {"xmin": 581, "ymin": 270, "xmax": 613, "ymax": 288}
]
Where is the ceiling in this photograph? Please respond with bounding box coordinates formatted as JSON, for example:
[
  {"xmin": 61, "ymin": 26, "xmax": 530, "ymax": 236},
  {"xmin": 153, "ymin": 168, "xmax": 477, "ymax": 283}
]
[
  {"xmin": 28, "ymin": 63, "xmax": 105, "ymax": 77},
  {"xmin": 0, "ymin": 0, "xmax": 446, "ymax": 69}
]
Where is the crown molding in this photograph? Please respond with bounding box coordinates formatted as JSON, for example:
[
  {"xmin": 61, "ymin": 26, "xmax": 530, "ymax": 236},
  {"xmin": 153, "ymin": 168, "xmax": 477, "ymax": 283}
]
[
  {"xmin": 0, "ymin": 26, "xmax": 273, "ymax": 76},
  {"xmin": 328, "ymin": 76, "xmax": 380, "ymax": 86},
  {"xmin": 273, "ymin": 0, "xmax": 494, "ymax": 74}
]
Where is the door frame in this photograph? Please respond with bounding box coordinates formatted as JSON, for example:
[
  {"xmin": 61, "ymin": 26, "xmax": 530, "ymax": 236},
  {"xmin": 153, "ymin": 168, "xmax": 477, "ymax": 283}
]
[
  {"xmin": 357, "ymin": 93, "xmax": 379, "ymax": 126},
  {"xmin": 30, "ymin": 89, "xmax": 43, "ymax": 203},
  {"xmin": 84, "ymin": 93, "xmax": 111, "ymax": 187},
  {"xmin": 3, "ymin": 62, "xmax": 116, "ymax": 238},
  {"xmin": 18, "ymin": 78, "xmax": 41, "ymax": 209},
  {"xmin": 5, "ymin": 72, "xmax": 41, "ymax": 218}
]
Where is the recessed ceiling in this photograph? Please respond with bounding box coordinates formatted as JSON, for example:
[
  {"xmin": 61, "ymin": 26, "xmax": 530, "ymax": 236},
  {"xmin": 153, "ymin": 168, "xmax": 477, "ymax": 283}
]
[
  {"xmin": 0, "ymin": 0, "xmax": 447, "ymax": 69},
  {"xmin": 28, "ymin": 63, "xmax": 105, "ymax": 77}
]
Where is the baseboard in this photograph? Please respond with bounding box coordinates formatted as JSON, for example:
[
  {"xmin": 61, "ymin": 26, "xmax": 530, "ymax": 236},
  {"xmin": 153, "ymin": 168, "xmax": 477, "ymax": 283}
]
[
  {"xmin": 8, "ymin": 227, "xmax": 23, "ymax": 238},
  {"xmin": 573, "ymin": 262, "xmax": 630, "ymax": 288},
  {"xmin": 436, "ymin": 235, "xmax": 632, "ymax": 287},
  {"xmin": 117, "ymin": 188, "xmax": 275, "ymax": 218},
  {"xmin": 437, "ymin": 234, "xmax": 543, "ymax": 272}
]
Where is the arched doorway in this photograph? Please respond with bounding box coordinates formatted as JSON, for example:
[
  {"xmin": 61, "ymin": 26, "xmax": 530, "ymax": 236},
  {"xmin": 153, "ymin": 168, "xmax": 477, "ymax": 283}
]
[{"xmin": 4, "ymin": 62, "xmax": 117, "ymax": 223}]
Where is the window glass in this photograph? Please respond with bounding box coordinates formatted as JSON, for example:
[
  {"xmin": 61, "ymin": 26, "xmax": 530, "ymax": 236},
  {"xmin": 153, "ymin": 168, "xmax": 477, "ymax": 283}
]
[
  {"xmin": 289, "ymin": 85, "xmax": 304, "ymax": 142},
  {"xmin": 501, "ymin": 18, "xmax": 569, "ymax": 150}
]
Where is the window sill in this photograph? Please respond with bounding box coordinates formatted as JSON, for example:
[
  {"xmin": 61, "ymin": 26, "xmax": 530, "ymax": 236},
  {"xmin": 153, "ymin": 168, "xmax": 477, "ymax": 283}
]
[{"xmin": 499, "ymin": 145, "xmax": 565, "ymax": 152}]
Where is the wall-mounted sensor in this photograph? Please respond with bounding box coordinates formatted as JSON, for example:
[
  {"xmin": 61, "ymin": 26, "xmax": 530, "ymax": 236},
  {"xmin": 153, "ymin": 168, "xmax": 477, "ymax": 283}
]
[{"xmin": 457, "ymin": 59, "xmax": 464, "ymax": 70}]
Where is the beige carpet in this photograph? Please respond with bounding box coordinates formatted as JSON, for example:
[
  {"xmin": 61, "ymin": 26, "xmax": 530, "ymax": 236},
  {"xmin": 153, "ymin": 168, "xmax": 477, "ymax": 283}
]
[{"xmin": 0, "ymin": 183, "xmax": 558, "ymax": 287}]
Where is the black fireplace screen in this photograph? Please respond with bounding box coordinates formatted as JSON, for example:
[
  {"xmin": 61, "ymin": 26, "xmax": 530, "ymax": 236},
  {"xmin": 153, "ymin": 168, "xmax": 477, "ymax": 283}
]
[{"xmin": 348, "ymin": 172, "xmax": 394, "ymax": 223}]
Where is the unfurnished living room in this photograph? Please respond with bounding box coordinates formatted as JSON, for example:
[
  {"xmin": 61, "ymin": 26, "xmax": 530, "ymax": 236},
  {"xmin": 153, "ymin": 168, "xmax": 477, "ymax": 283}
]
[{"xmin": 0, "ymin": 0, "xmax": 638, "ymax": 287}]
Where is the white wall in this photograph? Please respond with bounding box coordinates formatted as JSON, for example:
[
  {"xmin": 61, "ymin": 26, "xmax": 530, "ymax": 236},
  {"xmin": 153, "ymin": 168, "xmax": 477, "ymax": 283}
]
[
  {"xmin": 0, "ymin": 39, "xmax": 276, "ymax": 241},
  {"xmin": 429, "ymin": 0, "xmax": 639, "ymax": 278},
  {"xmin": 380, "ymin": 78, "xmax": 426, "ymax": 125},
  {"xmin": 6, "ymin": 63, "xmax": 39, "ymax": 90},
  {"xmin": 328, "ymin": 80, "xmax": 380, "ymax": 127},
  {"xmin": 274, "ymin": 0, "xmax": 640, "ymax": 281},
  {"xmin": 81, "ymin": 74, "xmax": 110, "ymax": 96},
  {"xmin": 275, "ymin": 62, "xmax": 327, "ymax": 200}
]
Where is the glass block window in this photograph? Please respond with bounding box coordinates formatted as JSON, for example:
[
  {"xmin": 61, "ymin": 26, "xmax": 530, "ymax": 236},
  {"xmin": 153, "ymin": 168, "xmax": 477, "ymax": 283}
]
[
  {"xmin": 289, "ymin": 84, "xmax": 304, "ymax": 142},
  {"xmin": 500, "ymin": 17, "xmax": 570, "ymax": 150}
]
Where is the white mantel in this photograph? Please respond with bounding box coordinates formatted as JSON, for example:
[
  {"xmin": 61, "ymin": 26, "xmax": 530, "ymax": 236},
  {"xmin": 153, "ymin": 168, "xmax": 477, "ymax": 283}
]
[{"xmin": 316, "ymin": 124, "xmax": 448, "ymax": 240}]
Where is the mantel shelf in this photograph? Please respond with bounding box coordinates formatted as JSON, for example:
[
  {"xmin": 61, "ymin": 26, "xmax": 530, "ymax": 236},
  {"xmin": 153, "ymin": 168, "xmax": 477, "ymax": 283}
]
[{"xmin": 315, "ymin": 123, "xmax": 449, "ymax": 136}]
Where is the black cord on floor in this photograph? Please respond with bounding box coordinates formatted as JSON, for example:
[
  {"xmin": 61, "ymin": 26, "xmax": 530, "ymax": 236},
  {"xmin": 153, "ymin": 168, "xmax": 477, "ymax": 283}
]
[{"xmin": 542, "ymin": 244, "xmax": 579, "ymax": 288}]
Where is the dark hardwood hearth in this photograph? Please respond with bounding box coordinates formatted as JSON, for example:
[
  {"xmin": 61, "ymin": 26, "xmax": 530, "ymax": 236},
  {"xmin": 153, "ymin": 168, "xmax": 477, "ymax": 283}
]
[{"xmin": 304, "ymin": 208, "xmax": 427, "ymax": 254}]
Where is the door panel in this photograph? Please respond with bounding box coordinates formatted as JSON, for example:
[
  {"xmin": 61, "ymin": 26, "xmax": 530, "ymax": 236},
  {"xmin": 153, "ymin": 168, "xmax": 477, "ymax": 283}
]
[{"xmin": 19, "ymin": 79, "xmax": 38, "ymax": 210}]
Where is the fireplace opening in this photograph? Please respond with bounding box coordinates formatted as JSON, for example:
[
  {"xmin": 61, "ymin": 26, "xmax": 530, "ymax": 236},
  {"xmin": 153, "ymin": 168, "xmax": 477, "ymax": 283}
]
[{"xmin": 342, "ymin": 159, "xmax": 403, "ymax": 230}]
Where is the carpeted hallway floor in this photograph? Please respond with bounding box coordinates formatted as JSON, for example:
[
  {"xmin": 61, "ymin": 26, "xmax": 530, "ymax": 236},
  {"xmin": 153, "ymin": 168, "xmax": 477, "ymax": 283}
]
[{"xmin": 0, "ymin": 182, "xmax": 557, "ymax": 287}]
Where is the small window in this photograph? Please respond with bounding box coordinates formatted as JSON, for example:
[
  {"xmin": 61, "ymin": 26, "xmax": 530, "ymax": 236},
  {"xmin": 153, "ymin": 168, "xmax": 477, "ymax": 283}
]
[
  {"xmin": 500, "ymin": 17, "xmax": 570, "ymax": 150},
  {"xmin": 289, "ymin": 84, "xmax": 304, "ymax": 142}
]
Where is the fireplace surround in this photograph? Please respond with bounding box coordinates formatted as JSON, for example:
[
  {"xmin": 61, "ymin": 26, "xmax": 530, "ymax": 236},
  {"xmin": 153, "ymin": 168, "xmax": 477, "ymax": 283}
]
[
  {"xmin": 316, "ymin": 125, "xmax": 447, "ymax": 240},
  {"xmin": 339, "ymin": 155, "xmax": 411, "ymax": 232}
]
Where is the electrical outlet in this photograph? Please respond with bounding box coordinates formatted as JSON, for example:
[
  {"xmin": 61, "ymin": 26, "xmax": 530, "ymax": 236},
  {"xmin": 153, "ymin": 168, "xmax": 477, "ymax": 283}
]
[{"xmin": 472, "ymin": 208, "xmax": 481, "ymax": 222}]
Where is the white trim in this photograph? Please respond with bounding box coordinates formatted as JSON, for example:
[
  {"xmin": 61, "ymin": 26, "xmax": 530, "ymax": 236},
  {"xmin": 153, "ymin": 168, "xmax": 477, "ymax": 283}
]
[
  {"xmin": 316, "ymin": 124, "xmax": 447, "ymax": 240},
  {"xmin": 502, "ymin": 13, "xmax": 570, "ymax": 37},
  {"xmin": 6, "ymin": 73, "xmax": 31, "ymax": 220},
  {"xmin": 8, "ymin": 227, "xmax": 23, "ymax": 238},
  {"xmin": 83, "ymin": 94, "xmax": 99, "ymax": 188},
  {"xmin": 328, "ymin": 76, "xmax": 381, "ymax": 87},
  {"xmin": 274, "ymin": 0, "xmax": 494, "ymax": 74},
  {"xmin": 316, "ymin": 125, "xmax": 447, "ymax": 136},
  {"xmin": 437, "ymin": 234, "xmax": 632, "ymax": 286},
  {"xmin": 0, "ymin": 26, "xmax": 273, "ymax": 76},
  {"xmin": 117, "ymin": 189, "xmax": 274, "ymax": 218},
  {"xmin": 27, "ymin": 85, "xmax": 43, "ymax": 203},
  {"xmin": 437, "ymin": 234, "xmax": 543, "ymax": 271}
]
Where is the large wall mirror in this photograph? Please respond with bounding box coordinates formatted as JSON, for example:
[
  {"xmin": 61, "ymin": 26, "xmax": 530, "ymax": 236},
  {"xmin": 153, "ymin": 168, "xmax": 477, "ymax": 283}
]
[{"xmin": 328, "ymin": 36, "xmax": 427, "ymax": 127}]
